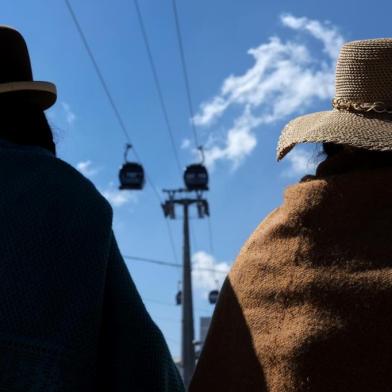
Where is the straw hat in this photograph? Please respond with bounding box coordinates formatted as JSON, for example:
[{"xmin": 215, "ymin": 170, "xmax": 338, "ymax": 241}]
[
  {"xmin": 277, "ymin": 38, "xmax": 392, "ymax": 160},
  {"xmin": 0, "ymin": 26, "xmax": 56, "ymax": 110}
]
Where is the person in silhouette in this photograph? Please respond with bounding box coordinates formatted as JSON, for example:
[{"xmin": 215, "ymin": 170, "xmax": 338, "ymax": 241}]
[
  {"xmin": 190, "ymin": 38, "xmax": 392, "ymax": 392},
  {"xmin": 0, "ymin": 26, "xmax": 184, "ymax": 391}
]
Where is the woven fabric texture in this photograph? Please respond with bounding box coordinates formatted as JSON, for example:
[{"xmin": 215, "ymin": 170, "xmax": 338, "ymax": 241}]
[
  {"xmin": 0, "ymin": 140, "xmax": 184, "ymax": 392},
  {"xmin": 190, "ymin": 155, "xmax": 392, "ymax": 392}
]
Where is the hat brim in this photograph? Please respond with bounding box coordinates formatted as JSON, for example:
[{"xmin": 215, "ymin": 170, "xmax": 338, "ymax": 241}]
[
  {"xmin": 277, "ymin": 109, "xmax": 392, "ymax": 160},
  {"xmin": 0, "ymin": 81, "xmax": 57, "ymax": 110}
]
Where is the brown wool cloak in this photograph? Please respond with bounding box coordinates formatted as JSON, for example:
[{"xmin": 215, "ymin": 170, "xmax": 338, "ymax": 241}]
[{"xmin": 190, "ymin": 156, "xmax": 392, "ymax": 392}]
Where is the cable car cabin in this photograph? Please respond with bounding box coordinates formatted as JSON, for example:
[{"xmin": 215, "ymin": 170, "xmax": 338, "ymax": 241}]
[
  {"xmin": 176, "ymin": 290, "xmax": 182, "ymax": 306},
  {"xmin": 208, "ymin": 289, "xmax": 219, "ymax": 304},
  {"xmin": 119, "ymin": 162, "xmax": 145, "ymax": 190},
  {"xmin": 184, "ymin": 164, "xmax": 209, "ymax": 191}
]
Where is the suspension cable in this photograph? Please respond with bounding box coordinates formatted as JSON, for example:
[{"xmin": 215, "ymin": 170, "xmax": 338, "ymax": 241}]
[
  {"xmin": 171, "ymin": 0, "xmax": 200, "ymax": 149},
  {"xmin": 133, "ymin": 0, "xmax": 183, "ymax": 175}
]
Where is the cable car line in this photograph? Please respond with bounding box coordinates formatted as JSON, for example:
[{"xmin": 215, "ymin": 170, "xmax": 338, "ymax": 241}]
[
  {"xmin": 143, "ymin": 297, "xmax": 175, "ymax": 307},
  {"xmin": 133, "ymin": 0, "xmax": 183, "ymax": 176},
  {"xmin": 152, "ymin": 316, "xmax": 181, "ymax": 325},
  {"xmin": 64, "ymin": 0, "xmax": 181, "ymax": 274},
  {"xmin": 165, "ymin": 219, "xmax": 180, "ymax": 264},
  {"xmin": 66, "ymin": 0, "xmax": 219, "ymax": 319},
  {"xmin": 171, "ymin": 0, "xmax": 200, "ymax": 149},
  {"xmin": 207, "ymin": 216, "xmax": 215, "ymax": 254},
  {"xmin": 64, "ymin": 0, "xmax": 133, "ymax": 145},
  {"xmin": 143, "ymin": 297, "xmax": 211, "ymax": 313},
  {"xmin": 64, "ymin": 0, "xmax": 170, "ymax": 203},
  {"xmin": 123, "ymin": 254, "xmax": 228, "ymax": 274},
  {"xmin": 124, "ymin": 254, "xmax": 180, "ymax": 268},
  {"xmin": 132, "ymin": 0, "xmax": 188, "ymax": 273},
  {"xmin": 133, "ymin": 0, "xmax": 215, "ymax": 285},
  {"xmin": 171, "ymin": 0, "xmax": 217, "ymax": 266}
]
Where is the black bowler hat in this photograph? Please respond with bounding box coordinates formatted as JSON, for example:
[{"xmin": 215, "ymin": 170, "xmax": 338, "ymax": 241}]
[{"xmin": 0, "ymin": 25, "xmax": 56, "ymax": 110}]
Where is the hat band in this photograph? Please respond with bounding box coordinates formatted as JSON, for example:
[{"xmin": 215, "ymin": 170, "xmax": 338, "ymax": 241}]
[{"xmin": 332, "ymin": 98, "xmax": 392, "ymax": 114}]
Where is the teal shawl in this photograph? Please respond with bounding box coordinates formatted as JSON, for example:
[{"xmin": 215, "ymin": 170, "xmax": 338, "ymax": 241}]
[{"xmin": 0, "ymin": 140, "xmax": 184, "ymax": 391}]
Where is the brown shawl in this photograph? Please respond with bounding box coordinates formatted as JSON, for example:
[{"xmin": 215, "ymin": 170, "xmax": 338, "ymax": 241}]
[{"xmin": 190, "ymin": 155, "xmax": 392, "ymax": 392}]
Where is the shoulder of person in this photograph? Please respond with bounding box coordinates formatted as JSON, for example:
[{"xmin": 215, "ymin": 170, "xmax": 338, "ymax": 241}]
[{"xmin": 33, "ymin": 152, "xmax": 113, "ymax": 220}]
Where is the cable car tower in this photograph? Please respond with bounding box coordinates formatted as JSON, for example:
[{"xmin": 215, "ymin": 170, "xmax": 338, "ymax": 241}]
[{"xmin": 161, "ymin": 150, "xmax": 210, "ymax": 387}]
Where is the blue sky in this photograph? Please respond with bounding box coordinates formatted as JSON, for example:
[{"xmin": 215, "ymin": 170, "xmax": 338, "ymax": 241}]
[{"xmin": 4, "ymin": 0, "xmax": 392, "ymax": 358}]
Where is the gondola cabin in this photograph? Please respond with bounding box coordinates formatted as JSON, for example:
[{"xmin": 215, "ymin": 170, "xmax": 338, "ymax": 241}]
[
  {"xmin": 119, "ymin": 162, "xmax": 145, "ymax": 190},
  {"xmin": 176, "ymin": 290, "xmax": 182, "ymax": 306},
  {"xmin": 184, "ymin": 164, "xmax": 209, "ymax": 191},
  {"xmin": 208, "ymin": 289, "xmax": 219, "ymax": 304}
]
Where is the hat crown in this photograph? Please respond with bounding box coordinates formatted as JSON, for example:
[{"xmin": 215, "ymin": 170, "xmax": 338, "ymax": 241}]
[
  {"xmin": 0, "ymin": 26, "xmax": 33, "ymax": 84},
  {"xmin": 335, "ymin": 38, "xmax": 392, "ymax": 104},
  {"xmin": 277, "ymin": 38, "xmax": 392, "ymax": 161}
]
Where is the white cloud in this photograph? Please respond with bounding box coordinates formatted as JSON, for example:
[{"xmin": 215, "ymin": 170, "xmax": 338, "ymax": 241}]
[
  {"xmin": 281, "ymin": 14, "xmax": 344, "ymax": 59},
  {"xmin": 181, "ymin": 138, "xmax": 192, "ymax": 149},
  {"xmin": 191, "ymin": 14, "xmax": 343, "ymax": 169},
  {"xmin": 204, "ymin": 108, "xmax": 258, "ymax": 170},
  {"xmin": 282, "ymin": 147, "xmax": 319, "ymax": 178},
  {"xmin": 101, "ymin": 182, "xmax": 138, "ymax": 208},
  {"xmin": 194, "ymin": 96, "xmax": 230, "ymax": 127},
  {"xmin": 192, "ymin": 251, "xmax": 231, "ymax": 293},
  {"xmin": 76, "ymin": 160, "xmax": 100, "ymax": 178},
  {"xmin": 61, "ymin": 102, "xmax": 76, "ymax": 126}
]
